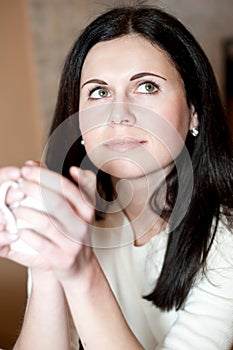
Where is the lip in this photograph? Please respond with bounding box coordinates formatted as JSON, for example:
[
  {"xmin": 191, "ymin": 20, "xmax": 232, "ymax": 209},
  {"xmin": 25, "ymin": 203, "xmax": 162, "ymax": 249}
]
[{"xmin": 103, "ymin": 137, "xmax": 147, "ymax": 152}]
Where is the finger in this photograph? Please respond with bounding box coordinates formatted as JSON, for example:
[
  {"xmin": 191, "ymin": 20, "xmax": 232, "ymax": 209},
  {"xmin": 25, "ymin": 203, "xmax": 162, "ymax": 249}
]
[
  {"xmin": 0, "ymin": 167, "xmax": 21, "ymax": 183},
  {"xmin": 21, "ymin": 165, "xmax": 69, "ymax": 189},
  {"xmin": 20, "ymin": 167, "xmax": 94, "ymax": 221},
  {"xmin": 6, "ymin": 187, "xmax": 26, "ymax": 205},
  {"xmin": 7, "ymin": 239, "xmax": 50, "ymax": 267},
  {"xmin": 12, "ymin": 180, "xmax": 93, "ymax": 224},
  {"xmin": 18, "ymin": 228, "xmax": 57, "ymax": 253},
  {"xmin": 14, "ymin": 228, "xmax": 80, "ymax": 271},
  {"xmin": 70, "ymin": 167, "xmax": 96, "ymax": 207},
  {"xmin": 7, "ymin": 180, "xmax": 42, "ymax": 205},
  {"xmin": 13, "ymin": 206, "xmax": 62, "ymax": 245},
  {"xmin": 0, "ymin": 231, "xmax": 19, "ymax": 245},
  {"xmin": 16, "ymin": 180, "xmax": 92, "ymax": 222},
  {"xmin": 13, "ymin": 206, "xmax": 90, "ymax": 246},
  {"xmin": 24, "ymin": 160, "xmax": 47, "ymax": 168}
]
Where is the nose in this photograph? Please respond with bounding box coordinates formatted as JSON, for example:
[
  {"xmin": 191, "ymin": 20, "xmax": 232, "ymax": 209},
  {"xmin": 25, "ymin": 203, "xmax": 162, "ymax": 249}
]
[{"xmin": 108, "ymin": 102, "xmax": 136, "ymax": 126}]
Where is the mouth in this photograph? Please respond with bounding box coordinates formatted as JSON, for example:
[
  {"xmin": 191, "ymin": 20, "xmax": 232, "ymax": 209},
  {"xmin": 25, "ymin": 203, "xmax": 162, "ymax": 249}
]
[{"xmin": 103, "ymin": 137, "xmax": 147, "ymax": 152}]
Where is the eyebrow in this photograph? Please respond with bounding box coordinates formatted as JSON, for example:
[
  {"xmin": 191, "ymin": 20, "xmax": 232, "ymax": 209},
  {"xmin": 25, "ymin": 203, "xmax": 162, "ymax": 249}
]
[
  {"xmin": 130, "ymin": 72, "xmax": 167, "ymax": 81},
  {"xmin": 81, "ymin": 72, "xmax": 167, "ymax": 88},
  {"xmin": 81, "ymin": 79, "xmax": 108, "ymax": 89}
]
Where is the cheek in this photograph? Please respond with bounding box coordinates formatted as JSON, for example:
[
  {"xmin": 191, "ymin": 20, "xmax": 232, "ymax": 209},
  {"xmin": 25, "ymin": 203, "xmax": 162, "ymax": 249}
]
[
  {"xmin": 154, "ymin": 97, "xmax": 191, "ymax": 141},
  {"xmin": 81, "ymin": 129, "xmax": 106, "ymax": 169},
  {"xmin": 82, "ymin": 130, "xmax": 100, "ymax": 153},
  {"xmin": 134, "ymin": 92, "xmax": 191, "ymax": 142},
  {"xmin": 79, "ymin": 104, "xmax": 112, "ymax": 133},
  {"xmin": 171, "ymin": 102, "xmax": 191, "ymax": 134},
  {"xmin": 143, "ymin": 103, "xmax": 191, "ymax": 162}
]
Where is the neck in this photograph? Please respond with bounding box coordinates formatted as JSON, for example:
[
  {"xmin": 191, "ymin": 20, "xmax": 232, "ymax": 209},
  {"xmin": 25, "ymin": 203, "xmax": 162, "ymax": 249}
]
[{"xmin": 111, "ymin": 170, "xmax": 168, "ymax": 245}]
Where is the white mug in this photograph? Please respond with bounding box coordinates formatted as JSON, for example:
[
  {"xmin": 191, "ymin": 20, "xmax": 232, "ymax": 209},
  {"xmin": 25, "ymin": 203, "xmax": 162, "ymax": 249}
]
[{"xmin": 0, "ymin": 180, "xmax": 44, "ymax": 255}]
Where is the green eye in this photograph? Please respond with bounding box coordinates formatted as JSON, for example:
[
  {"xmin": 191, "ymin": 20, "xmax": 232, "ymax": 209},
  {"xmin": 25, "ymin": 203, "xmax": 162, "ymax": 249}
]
[
  {"xmin": 145, "ymin": 83, "xmax": 156, "ymax": 92},
  {"xmin": 98, "ymin": 89, "xmax": 109, "ymax": 97},
  {"xmin": 137, "ymin": 82, "xmax": 158, "ymax": 94},
  {"xmin": 90, "ymin": 87, "xmax": 110, "ymax": 99}
]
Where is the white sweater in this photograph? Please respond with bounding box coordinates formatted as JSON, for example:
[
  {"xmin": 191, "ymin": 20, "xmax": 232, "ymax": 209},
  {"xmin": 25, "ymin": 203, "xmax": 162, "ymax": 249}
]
[{"xmin": 29, "ymin": 211, "xmax": 233, "ymax": 349}]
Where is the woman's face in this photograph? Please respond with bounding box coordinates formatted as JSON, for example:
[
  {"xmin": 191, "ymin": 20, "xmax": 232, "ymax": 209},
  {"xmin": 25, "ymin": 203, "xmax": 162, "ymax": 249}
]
[{"xmin": 79, "ymin": 35, "xmax": 198, "ymax": 179}]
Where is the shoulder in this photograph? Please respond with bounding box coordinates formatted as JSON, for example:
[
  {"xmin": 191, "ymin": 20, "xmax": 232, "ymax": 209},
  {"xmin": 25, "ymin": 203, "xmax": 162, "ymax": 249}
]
[{"xmin": 161, "ymin": 216, "xmax": 233, "ymax": 349}]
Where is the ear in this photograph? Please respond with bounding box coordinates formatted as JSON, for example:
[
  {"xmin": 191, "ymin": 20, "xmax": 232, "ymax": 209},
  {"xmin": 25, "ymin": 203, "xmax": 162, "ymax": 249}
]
[{"xmin": 189, "ymin": 105, "xmax": 199, "ymax": 131}]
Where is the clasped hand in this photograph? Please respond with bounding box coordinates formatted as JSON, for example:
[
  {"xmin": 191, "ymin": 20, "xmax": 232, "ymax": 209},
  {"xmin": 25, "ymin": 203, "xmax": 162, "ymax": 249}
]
[{"xmin": 0, "ymin": 162, "xmax": 96, "ymax": 283}]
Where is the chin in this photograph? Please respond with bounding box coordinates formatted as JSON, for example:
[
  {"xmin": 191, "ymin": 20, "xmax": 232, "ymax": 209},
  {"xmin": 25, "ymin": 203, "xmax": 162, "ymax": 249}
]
[{"xmin": 100, "ymin": 159, "xmax": 149, "ymax": 179}]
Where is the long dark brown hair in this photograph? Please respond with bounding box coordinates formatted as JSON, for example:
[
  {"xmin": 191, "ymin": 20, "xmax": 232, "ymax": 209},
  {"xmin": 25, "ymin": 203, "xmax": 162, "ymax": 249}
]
[{"xmin": 46, "ymin": 5, "xmax": 233, "ymax": 311}]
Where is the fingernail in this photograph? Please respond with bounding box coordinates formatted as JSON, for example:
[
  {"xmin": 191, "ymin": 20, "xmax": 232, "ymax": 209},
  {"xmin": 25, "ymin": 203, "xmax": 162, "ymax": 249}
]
[
  {"xmin": 25, "ymin": 160, "xmax": 39, "ymax": 166},
  {"xmin": 70, "ymin": 166, "xmax": 80, "ymax": 177}
]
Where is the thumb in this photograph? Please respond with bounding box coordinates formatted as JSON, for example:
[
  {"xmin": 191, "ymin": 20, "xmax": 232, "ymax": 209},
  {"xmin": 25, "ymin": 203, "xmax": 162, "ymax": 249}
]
[{"xmin": 69, "ymin": 167, "xmax": 96, "ymax": 208}]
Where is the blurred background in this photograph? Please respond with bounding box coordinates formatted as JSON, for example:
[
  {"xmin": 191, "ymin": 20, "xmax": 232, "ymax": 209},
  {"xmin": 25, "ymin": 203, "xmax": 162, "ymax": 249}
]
[{"xmin": 0, "ymin": 0, "xmax": 232, "ymax": 348}]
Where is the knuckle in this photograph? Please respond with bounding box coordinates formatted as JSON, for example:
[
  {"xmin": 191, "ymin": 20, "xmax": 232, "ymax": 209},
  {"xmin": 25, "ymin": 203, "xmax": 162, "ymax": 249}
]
[
  {"xmin": 43, "ymin": 217, "xmax": 53, "ymax": 233},
  {"xmin": 61, "ymin": 177, "xmax": 72, "ymax": 193}
]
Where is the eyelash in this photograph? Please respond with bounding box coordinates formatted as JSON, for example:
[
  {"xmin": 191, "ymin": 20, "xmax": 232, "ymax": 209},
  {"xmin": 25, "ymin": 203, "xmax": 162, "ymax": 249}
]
[
  {"xmin": 87, "ymin": 80, "xmax": 160, "ymax": 99},
  {"xmin": 136, "ymin": 80, "xmax": 160, "ymax": 94},
  {"xmin": 87, "ymin": 86, "xmax": 108, "ymax": 99}
]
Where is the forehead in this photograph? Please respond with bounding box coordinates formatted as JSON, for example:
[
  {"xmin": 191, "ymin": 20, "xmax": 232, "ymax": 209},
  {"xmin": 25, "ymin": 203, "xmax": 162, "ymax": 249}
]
[{"xmin": 81, "ymin": 34, "xmax": 178, "ymax": 79}]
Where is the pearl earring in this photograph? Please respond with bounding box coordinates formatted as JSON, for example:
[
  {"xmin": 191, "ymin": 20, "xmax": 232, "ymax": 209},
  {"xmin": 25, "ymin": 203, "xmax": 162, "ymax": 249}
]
[
  {"xmin": 190, "ymin": 127, "xmax": 199, "ymax": 137},
  {"xmin": 81, "ymin": 139, "xmax": 85, "ymax": 145}
]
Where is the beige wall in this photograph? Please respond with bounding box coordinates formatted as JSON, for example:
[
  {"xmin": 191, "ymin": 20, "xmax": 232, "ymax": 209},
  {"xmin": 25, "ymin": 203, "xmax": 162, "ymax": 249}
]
[
  {"xmin": 0, "ymin": 0, "xmax": 43, "ymax": 167},
  {"xmin": 28, "ymin": 0, "xmax": 233, "ymax": 129},
  {"xmin": 0, "ymin": 0, "xmax": 43, "ymax": 348}
]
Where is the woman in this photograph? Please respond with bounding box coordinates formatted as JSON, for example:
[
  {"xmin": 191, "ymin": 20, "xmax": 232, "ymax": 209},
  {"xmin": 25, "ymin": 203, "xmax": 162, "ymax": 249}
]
[{"xmin": 0, "ymin": 5, "xmax": 232, "ymax": 350}]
